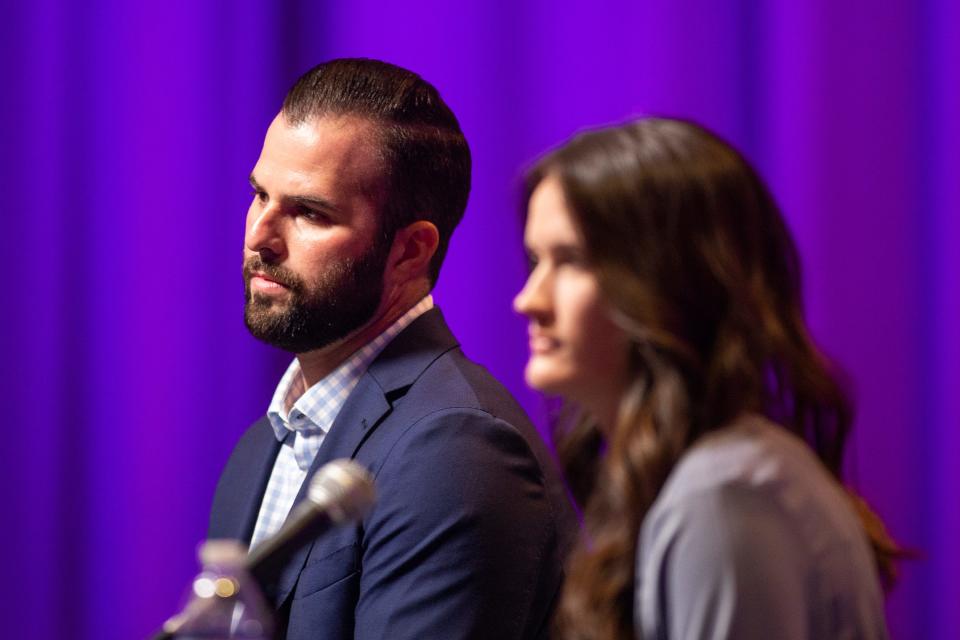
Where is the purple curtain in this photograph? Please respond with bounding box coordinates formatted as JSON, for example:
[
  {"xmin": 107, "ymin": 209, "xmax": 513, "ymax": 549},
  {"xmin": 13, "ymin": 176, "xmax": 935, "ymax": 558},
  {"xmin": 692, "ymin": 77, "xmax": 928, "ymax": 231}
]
[{"xmin": 1, "ymin": 2, "xmax": 955, "ymax": 638}]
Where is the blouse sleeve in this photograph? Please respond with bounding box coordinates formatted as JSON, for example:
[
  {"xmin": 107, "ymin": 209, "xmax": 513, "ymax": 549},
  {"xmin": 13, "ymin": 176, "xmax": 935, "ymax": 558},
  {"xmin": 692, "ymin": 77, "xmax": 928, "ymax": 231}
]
[{"xmin": 636, "ymin": 483, "xmax": 810, "ymax": 640}]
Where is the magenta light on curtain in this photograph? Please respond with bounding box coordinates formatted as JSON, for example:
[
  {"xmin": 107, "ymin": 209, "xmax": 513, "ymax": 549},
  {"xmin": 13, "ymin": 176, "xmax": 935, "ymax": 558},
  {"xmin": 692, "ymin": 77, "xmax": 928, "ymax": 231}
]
[{"xmin": 0, "ymin": 1, "xmax": 956, "ymax": 638}]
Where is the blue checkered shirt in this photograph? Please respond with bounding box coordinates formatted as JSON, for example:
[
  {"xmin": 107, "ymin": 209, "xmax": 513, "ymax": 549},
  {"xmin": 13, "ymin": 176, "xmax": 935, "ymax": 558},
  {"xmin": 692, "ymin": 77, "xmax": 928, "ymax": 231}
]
[{"xmin": 248, "ymin": 296, "xmax": 434, "ymax": 550}]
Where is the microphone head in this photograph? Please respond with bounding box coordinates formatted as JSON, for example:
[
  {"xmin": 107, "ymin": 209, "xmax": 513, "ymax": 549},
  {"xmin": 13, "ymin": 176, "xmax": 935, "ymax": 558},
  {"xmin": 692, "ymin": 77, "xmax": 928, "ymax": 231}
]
[{"xmin": 307, "ymin": 459, "xmax": 376, "ymax": 524}]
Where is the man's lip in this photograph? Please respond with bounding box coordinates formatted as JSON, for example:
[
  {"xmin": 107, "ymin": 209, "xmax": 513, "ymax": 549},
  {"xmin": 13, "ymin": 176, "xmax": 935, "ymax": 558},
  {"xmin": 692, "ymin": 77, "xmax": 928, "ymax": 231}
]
[{"xmin": 250, "ymin": 273, "xmax": 289, "ymax": 290}]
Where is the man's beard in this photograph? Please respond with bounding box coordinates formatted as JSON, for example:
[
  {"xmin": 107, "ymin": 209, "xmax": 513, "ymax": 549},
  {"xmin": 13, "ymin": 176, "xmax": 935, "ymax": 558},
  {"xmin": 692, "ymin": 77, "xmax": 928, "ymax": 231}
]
[{"xmin": 243, "ymin": 244, "xmax": 388, "ymax": 354}]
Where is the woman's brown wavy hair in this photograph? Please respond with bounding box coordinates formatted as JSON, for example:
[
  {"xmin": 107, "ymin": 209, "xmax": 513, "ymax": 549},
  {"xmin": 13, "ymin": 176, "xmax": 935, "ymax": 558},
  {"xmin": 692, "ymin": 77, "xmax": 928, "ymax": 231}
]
[{"xmin": 524, "ymin": 118, "xmax": 899, "ymax": 640}]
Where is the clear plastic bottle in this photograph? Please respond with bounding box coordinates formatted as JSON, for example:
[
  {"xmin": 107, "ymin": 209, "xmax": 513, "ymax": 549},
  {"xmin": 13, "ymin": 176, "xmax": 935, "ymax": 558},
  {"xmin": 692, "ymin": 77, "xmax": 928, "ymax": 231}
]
[{"xmin": 160, "ymin": 540, "xmax": 274, "ymax": 640}]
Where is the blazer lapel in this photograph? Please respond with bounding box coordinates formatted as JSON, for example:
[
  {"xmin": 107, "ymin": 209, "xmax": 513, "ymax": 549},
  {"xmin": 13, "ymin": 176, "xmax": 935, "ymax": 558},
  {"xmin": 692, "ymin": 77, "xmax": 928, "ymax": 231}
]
[
  {"xmin": 267, "ymin": 308, "xmax": 460, "ymax": 609},
  {"xmin": 268, "ymin": 378, "xmax": 392, "ymax": 607}
]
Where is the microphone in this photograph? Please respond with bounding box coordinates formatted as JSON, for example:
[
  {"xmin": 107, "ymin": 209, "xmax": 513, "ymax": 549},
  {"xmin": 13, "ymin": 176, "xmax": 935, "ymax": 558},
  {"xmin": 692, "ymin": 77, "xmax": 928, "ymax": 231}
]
[
  {"xmin": 152, "ymin": 459, "xmax": 375, "ymax": 640},
  {"xmin": 246, "ymin": 458, "xmax": 376, "ymax": 574}
]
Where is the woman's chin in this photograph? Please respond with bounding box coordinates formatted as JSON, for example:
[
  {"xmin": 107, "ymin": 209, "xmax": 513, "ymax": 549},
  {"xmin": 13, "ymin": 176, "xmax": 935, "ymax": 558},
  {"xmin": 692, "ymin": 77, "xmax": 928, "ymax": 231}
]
[{"xmin": 524, "ymin": 361, "xmax": 577, "ymax": 398}]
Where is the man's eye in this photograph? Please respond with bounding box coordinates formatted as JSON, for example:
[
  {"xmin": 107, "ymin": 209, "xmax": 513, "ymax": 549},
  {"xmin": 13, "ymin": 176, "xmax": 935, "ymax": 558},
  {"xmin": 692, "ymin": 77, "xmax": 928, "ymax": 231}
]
[
  {"xmin": 298, "ymin": 206, "xmax": 330, "ymax": 223},
  {"xmin": 252, "ymin": 189, "xmax": 268, "ymax": 203}
]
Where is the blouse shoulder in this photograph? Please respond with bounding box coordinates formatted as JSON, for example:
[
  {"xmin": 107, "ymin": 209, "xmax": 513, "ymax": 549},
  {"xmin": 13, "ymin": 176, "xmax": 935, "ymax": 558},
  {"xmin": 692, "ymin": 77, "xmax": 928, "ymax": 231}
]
[{"xmin": 634, "ymin": 415, "xmax": 888, "ymax": 640}]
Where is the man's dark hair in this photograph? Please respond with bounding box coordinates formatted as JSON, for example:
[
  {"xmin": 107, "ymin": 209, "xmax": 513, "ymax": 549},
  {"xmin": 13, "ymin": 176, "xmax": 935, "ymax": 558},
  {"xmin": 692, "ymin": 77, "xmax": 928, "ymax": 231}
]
[{"xmin": 282, "ymin": 58, "xmax": 471, "ymax": 285}]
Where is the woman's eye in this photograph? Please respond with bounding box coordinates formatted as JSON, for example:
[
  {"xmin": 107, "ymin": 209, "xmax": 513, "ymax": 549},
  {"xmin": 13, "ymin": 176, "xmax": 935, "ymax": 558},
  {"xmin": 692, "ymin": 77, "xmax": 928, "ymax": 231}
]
[{"xmin": 556, "ymin": 252, "xmax": 588, "ymax": 269}]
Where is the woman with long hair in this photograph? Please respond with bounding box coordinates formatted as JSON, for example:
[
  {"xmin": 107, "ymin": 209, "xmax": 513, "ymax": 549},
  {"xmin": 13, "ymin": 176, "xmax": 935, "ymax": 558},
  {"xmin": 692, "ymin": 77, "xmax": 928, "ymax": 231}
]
[{"xmin": 514, "ymin": 118, "xmax": 897, "ymax": 639}]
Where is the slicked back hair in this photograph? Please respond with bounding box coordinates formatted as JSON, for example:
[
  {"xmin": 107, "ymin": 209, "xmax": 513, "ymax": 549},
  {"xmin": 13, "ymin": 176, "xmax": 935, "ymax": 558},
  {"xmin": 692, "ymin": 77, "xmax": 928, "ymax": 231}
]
[{"xmin": 282, "ymin": 58, "xmax": 471, "ymax": 285}]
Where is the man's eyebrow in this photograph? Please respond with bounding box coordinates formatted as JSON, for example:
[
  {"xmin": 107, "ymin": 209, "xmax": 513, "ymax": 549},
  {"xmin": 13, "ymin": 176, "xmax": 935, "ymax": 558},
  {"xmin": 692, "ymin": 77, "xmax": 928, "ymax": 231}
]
[{"xmin": 288, "ymin": 194, "xmax": 341, "ymax": 214}]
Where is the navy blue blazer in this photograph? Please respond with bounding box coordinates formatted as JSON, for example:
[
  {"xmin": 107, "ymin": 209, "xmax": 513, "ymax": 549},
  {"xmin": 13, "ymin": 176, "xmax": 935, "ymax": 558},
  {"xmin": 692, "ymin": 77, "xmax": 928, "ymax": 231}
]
[{"xmin": 208, "ymin": 308, "xmax": 577, "ymax": 639}]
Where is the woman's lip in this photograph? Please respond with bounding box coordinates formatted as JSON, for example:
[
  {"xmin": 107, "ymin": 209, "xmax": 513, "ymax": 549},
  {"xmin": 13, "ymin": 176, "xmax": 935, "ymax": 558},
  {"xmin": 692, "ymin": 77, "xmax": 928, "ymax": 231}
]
[{"xmin": 529, "ymin": 334, "xmax": 559, "ymax": 353}]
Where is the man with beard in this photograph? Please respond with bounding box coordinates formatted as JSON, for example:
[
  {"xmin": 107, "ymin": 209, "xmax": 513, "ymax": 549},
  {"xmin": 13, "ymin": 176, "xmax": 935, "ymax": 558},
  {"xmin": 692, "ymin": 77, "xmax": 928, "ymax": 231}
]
[{"xmin": 207, "ymin": 59, "xmax": 576, "ymax": 640}]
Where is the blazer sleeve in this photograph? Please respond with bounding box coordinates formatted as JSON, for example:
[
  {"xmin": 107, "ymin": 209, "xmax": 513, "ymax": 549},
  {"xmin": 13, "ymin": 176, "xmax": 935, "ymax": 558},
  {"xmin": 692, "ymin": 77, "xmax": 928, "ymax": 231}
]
[{"xmin": 355, "ymin": 407, "xmax": 558, "ymax": 640}]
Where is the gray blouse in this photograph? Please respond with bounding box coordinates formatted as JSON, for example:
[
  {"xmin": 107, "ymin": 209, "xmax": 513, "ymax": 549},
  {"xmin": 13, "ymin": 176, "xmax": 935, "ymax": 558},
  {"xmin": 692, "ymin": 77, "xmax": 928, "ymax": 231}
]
[{"xmin": 635, "ymin": 415, "xmax": 889, "ymax": 640}]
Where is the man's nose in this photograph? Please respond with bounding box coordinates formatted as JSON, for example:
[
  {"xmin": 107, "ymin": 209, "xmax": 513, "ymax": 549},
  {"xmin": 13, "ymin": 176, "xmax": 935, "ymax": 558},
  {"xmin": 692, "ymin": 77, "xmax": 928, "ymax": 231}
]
[{"xmin": 245, "ymin": 202, "xmax": 286, "ymax": 262}]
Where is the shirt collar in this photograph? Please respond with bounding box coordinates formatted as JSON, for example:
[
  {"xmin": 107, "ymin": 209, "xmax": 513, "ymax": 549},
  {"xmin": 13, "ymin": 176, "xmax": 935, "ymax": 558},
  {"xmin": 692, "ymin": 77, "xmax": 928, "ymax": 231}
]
[{"xmin": 266, "ymin": 295, "xmax": 434, "ymax": 442}]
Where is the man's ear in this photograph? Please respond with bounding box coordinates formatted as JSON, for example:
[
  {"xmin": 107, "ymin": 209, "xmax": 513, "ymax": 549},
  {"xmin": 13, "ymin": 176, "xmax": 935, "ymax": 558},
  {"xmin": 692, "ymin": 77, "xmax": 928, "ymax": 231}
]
[{"xmin": 385, "ymin": 220, "xmax": 440, "ymax": 285}]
